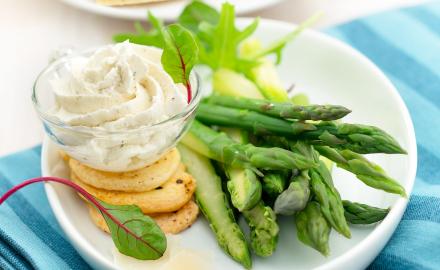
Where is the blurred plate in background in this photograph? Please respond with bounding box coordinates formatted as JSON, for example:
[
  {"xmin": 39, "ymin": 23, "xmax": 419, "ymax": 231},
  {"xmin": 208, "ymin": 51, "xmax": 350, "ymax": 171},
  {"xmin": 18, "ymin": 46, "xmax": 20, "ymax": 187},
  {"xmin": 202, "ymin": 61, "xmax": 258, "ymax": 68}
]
[{"xmin": 59, "ymin": 0, "xmax": 286, "ymax": 21}]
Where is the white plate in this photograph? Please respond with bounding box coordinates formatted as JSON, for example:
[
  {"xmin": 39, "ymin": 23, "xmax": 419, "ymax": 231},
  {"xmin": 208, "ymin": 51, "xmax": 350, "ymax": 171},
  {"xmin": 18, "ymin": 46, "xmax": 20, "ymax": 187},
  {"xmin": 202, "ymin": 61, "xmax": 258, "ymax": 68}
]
[
  {"xmin": 42, "ymin": 18, "xmax": 417, "ymax": 270},
  {"xmin": 59, "ymin": 0, "xmax": 285, "ymax": 21}
]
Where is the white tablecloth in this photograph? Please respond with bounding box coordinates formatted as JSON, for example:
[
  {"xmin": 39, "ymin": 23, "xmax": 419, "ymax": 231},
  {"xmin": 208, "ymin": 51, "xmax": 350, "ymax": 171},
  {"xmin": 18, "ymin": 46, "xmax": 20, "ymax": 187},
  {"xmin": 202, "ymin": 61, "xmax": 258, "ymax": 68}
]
[{"xmin": 0, "ymin": 0, "xmax": 423, "ymax": 156}]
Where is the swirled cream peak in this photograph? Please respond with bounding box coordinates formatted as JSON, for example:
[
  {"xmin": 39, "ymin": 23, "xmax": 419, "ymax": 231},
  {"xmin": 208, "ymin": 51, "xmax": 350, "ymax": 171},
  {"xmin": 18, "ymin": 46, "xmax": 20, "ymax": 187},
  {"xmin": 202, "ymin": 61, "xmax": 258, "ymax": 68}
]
[
  {"xmin": 51, "ymin": 41, "xmax": 187, "ymax": 130},
  {"xmin": 47, "ymin": 42, "xmax": 191, "ymax": 172}
]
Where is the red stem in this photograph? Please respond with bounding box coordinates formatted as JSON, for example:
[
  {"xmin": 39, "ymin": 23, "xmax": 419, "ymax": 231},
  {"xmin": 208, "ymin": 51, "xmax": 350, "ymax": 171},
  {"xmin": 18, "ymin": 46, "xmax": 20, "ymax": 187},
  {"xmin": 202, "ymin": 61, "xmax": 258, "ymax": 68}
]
[
  {"xmin": 0, "ymin": 177, "xmax": 163, "ymax": 256},
  {"xmin": 186, "ymin": 81, "xmax": 192, "ymax": 104},
  {"xmin": 170, "ymin": 35, "xmax": 192, "ymax": 104}
]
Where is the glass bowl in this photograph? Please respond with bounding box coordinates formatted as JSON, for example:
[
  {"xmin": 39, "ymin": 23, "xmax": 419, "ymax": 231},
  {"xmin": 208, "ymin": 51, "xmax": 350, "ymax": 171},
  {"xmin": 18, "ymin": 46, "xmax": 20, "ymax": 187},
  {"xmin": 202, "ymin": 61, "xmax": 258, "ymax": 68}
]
[{"xmin": 32, "ymin": 49, "xmax": 202, "ymax": 172}]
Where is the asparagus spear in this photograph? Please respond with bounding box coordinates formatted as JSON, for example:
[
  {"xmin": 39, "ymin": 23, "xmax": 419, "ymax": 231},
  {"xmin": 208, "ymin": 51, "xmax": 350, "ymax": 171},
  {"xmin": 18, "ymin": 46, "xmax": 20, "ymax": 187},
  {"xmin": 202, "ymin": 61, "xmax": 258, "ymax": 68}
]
[
  {"xmin": 291, "ymin": 93, "xmax": 310, "ymax": 106},
  {"xmin": 300, "ymin": 121, "xmax": 407, "ymax": 154},
  {"xmin": 177, "ymin": 144, "xmax": 251, "ymax": 268},
  {"xmin": 196, "ymin": 105, "xmax": 406, "ymax": 154},
  {"xmin": 222, "ymin": 126, "xmax": 279, "ymax": 257},
  {"xmin": 181, "ymin": 120, "xmax": 318, "ymax": 170},
  {"xmin": 197, "ymin": 103, "xmax": 316, "ymax": 136},
  {"xmin": 206, "ymin": 95, "xmax": 351, "ymax": 121},
  {"xmin": 213, "ymin": 68, "xmax": 265, "ymax": 99},
  {"xmin": 262, "ymin": 172, "xmax": 287, "ymax": 198},
  {"xmin": 221, "ymin": 128, "xmax": 262, "ymax": 211},
  {"xmin": 212, "ymin": 161, "xmax": 241, "ymax": 219},
  {"xmin": 212, "ymin": 63, "xmax": 265, "ymax": 212},
  {"xmin": 314, "ymin": 145, "xmax": 348, "ymax": 164},
  {"xmin": 274, "ymin": 171, "xmax": 310, "ymax": 215},
  {"xmin": 256, "ymin": 138, "xmax": 306, "ymax": 200},
  {"xmin": 243, "ymin": 58, "xmax": 289, "ymax": 102},
  {"xmin": 225, "ymin": 167, "xmax": 262, "ymax": 211},
  {"xmin": 310, "ymin": 161, "xmax": 351, "ymax": 238},
  {"xmin": 220, "ymin": 129, "xmax": 279, "ymax": 256},
  {"xmin": 295, "ymin": 201, "xmax": 331, "ymax": 256},
  {"xmin": 242, "ymin": 201, "xmax": 280, "ymax": 257},
  {"xmin": 315, "ymin": 146, "xmax": 407, "ymax": 197},
  {"xmin": 343, "ymin": 200, "xmax": 389, "ymax": 224},
  {"xmin": 239, "ymin": 39, "xmax": 289, "ymax": 101}
]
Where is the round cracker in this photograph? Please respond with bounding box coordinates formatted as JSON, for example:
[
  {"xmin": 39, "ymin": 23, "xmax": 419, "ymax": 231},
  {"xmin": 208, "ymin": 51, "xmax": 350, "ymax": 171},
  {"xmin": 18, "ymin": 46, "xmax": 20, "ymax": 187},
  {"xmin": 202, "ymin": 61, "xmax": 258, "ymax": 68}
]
[
  {"xmin": 71, "ymin": 165, "xmax": 196, "ymax": 214},
  {"xmin": 69, "ymin": 148, "xmax": 181, "ymax": 192},
  {"xmin": 151, "ymin": 200, "xmax": 199, "ymax": 234},
  {"xmin": 88, "ymin": 200, "xmax": 199, "ymax": 234}
]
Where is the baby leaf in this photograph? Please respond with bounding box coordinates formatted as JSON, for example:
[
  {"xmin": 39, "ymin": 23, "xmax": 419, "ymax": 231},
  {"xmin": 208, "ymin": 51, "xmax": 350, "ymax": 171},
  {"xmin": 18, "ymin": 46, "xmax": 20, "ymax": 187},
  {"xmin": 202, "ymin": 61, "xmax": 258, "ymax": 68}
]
[
  {"xmin": 99, "ymin": 200, "xmax": 167, "ymax": 260},
  {"xmin": 191, "ymin": 3, "xmax": 259, "ymax": 70},
  {"xmin": 161, "ymin": 24, "xmax": 199, "ymax": 103},
  {"xmin": 0, "ymin": 177, "xmax": 167, "ymax": 260},
  {"xmin": 249, "ymin": 13, "xmax": 322, "ymax": 64}
]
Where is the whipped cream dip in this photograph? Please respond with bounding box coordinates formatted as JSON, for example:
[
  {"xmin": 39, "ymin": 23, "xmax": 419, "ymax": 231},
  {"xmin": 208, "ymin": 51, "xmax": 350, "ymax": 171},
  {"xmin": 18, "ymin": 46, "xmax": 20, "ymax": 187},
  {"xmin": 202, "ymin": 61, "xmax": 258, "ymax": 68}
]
[{"xmin": 48, "ymin": 42, "xmax": 191, "ymax": 172}]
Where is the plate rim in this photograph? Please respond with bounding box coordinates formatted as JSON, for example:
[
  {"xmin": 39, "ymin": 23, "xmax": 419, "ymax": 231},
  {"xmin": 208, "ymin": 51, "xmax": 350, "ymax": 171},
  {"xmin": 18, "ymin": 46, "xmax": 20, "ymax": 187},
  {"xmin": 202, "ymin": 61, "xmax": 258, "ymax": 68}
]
[
  {"xmin": 42, "ymin": 17, "xmax": 417, "ymax": 270},
  {"xmin": 59, "ymin": 0, "xmax": 286, "ymax": 21}
]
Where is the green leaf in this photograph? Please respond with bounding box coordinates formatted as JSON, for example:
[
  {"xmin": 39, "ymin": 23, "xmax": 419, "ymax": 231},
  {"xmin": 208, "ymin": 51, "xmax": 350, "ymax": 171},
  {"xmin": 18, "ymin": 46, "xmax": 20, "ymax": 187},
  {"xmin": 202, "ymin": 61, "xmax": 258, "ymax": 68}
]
[
  {"xmin": 161, "ymin": 24, "xmax": 199, "ymax": 102},
  {"xmin": 191, "ymin": 2, "xmax": 259, "ymax": 70},
  {"xmin": 99, "ymin": 200, "xmax": 167, "ymax": 260},
  {"xmin": 113, "ymin": 12, "xmax": 164, "ymax": 48},
  {"xmin": 178, "ymin": 0, "xmax": 220, "ymax": 33},
  {"xmin": 248, "ymin": 12, "xmax": 322, "ymax": 64},
  {"xmin": 0, "ymin": 177, "xmax": 167, "ymax": 261},
  {"xmin": 212, "ymin": 3, "xmax": 236, "ymax": 69},
  {"xmin": 235, "ymin": 17, "xmax": 259, "ymax": 43}
]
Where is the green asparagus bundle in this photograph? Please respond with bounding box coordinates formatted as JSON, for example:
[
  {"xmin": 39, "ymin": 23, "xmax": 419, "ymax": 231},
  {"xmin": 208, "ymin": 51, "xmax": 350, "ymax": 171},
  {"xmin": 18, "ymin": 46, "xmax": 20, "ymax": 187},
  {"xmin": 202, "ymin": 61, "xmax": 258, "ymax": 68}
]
[
  {"xmin": 242, "ymin": 201, "xmax": 280, "ymax": 257},
  {"xmin": 182, "ymin": 120, "xmax": 318, "ymax": 170},
  {"xmin": 295, "ymin": 201, "xmax": 331, "ymax": 256},
  {"xmin": 207, "ymin": 95, "xmax": 351, "ymax": 121},
  {"xmin": 316, "ymin": 146, "xmax": 407, "ymax": 196},
  {"xmin": 310, "ymin": 161, "xmax": 351, "ymax": 238},
  {"xmin": 343, "ymin": 200, "xmax": 390, "ymax": 224},
  {"xmin": 196, "ymin": 103, "xmax": 406, "ymax": 154}
]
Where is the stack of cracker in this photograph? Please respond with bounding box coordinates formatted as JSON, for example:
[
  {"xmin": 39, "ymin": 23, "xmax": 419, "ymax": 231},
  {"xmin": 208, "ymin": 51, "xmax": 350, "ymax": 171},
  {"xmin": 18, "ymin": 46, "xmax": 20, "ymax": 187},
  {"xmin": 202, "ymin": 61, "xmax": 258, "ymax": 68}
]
[{"xmin": 65, "ymin": 148, "xmax": 199, "ymax": 234}]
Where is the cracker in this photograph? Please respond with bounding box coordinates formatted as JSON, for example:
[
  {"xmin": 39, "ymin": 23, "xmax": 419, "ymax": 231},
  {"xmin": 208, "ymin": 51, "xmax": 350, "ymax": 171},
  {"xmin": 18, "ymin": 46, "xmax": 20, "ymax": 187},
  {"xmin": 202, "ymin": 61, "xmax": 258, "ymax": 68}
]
[
  {"xmin": 71, "ymin": 164, "xmax": 196, "ymax": 214},
  {"xmin": 69, "ymin": 148, "xmax": 181, "ymax": 192},
  {"xmin": 88, "ymin": 200, "xmax": 199, "ymax": 234}
]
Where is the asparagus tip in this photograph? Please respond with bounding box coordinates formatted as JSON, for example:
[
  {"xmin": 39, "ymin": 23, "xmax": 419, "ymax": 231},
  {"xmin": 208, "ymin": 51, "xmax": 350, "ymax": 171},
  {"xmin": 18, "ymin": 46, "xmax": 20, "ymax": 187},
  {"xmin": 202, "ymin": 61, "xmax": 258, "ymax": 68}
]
[
  {"xmin": 320, "ymin": 247, "xmax": 330, "ymax": 257},
  {"xmin": 341, "ymin": 228, "xmax": 352, "ymax": 239}
]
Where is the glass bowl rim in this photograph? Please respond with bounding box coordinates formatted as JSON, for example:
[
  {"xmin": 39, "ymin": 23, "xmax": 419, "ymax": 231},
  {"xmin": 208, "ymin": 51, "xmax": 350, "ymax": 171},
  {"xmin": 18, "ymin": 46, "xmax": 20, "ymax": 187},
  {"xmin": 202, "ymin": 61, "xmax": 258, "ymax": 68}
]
[{"xmin": 31, "ymin": 47, "xmax": 202, "ymax": 136}]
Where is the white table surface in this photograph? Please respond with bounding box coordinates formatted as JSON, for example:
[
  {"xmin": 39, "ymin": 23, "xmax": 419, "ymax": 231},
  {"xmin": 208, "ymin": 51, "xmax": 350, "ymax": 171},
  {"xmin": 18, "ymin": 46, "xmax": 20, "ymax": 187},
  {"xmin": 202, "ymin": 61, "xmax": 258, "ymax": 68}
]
[{"xmin": 0, "ymin": 0, "xmax": 424, "ymax": 156}]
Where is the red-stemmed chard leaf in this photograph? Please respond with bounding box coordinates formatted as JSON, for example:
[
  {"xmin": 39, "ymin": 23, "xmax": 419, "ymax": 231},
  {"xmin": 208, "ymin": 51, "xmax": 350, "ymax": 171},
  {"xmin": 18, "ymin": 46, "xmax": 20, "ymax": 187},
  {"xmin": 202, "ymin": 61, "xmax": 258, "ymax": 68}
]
[
  {"xmin": 160, "ymin": 24, "xmax": 199, "ymax": 103},
  {"xmin": 0, "ymin": 177, "xmax": 166, "ymax": 260}
]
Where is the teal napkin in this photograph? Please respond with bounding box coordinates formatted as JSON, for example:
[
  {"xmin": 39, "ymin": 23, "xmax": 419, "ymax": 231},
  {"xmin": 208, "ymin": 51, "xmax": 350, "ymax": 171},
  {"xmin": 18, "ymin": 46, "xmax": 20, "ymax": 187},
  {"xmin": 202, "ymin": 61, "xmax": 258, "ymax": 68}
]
[
  {"xmin": 0, "ymin": 147, "xmax": 91, "ymax": 269},
  {"xmin": 1, "ymin": 2, "xmax": 440, "ymax": 269},
  {"xmin": 325, "ymin": 2, "xmax": 440, "ymax": 269}
]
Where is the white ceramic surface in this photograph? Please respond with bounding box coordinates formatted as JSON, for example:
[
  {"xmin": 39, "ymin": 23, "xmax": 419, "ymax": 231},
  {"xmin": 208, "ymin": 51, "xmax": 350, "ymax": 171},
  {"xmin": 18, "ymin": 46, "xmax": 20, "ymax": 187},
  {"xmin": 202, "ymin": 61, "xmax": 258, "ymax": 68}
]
[
  {"xmin": 59, "ymin": 0, "xmax": 286, "ymax": 21},
  {"xmin": 42, "ymin": 18, "xmax": 417, "ymax": 270}
]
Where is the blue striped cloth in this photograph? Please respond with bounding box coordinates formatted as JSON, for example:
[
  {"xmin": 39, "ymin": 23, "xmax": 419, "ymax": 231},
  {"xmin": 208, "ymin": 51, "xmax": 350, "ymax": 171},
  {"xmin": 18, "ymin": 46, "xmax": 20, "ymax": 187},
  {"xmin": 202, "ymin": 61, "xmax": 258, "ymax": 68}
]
[{"xmin": 1, "ymin": 2, "xmax": 440, "ymax": 269}]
